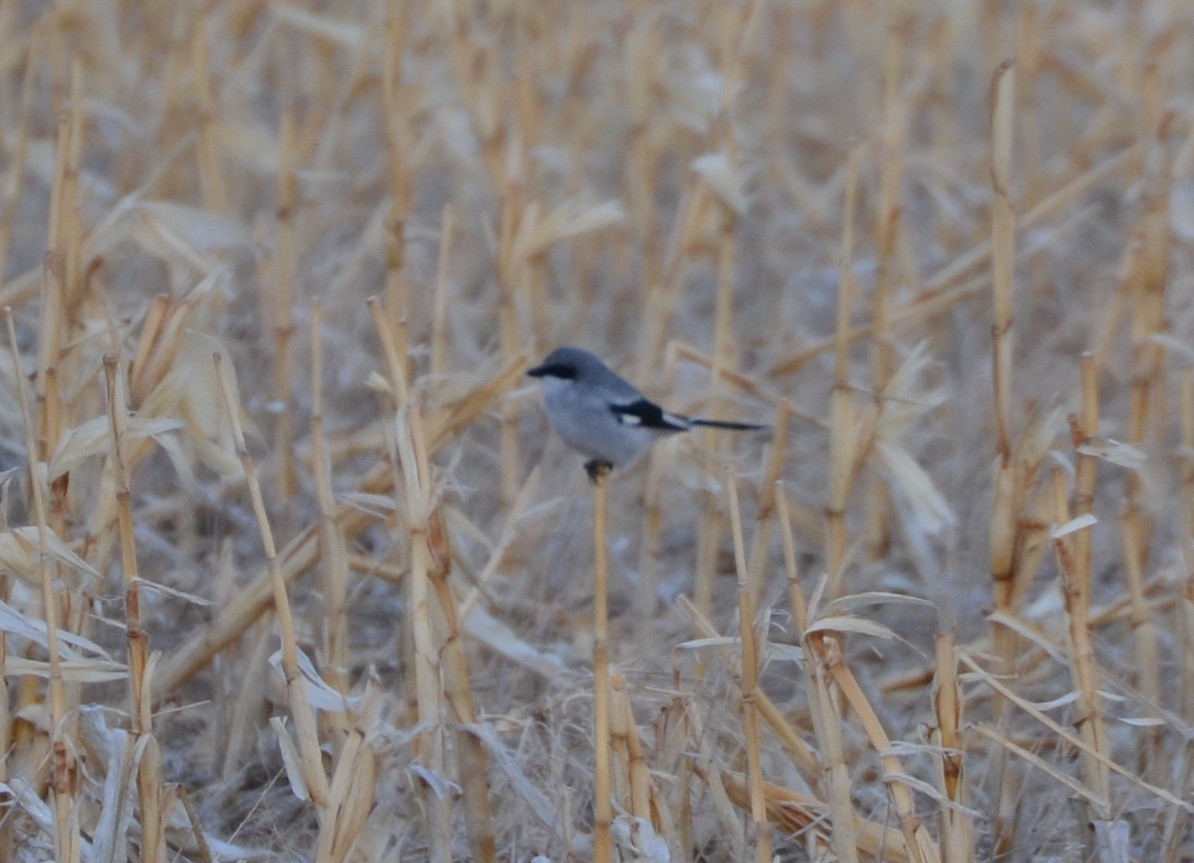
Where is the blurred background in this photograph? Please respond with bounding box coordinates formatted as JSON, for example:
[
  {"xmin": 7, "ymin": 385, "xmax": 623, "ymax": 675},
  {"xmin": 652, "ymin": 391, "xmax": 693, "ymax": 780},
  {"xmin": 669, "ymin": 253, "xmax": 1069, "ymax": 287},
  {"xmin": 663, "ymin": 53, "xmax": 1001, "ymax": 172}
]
[{"xmin": 0, "ymin": 1, "xmax": 1192, "ymax": 860}]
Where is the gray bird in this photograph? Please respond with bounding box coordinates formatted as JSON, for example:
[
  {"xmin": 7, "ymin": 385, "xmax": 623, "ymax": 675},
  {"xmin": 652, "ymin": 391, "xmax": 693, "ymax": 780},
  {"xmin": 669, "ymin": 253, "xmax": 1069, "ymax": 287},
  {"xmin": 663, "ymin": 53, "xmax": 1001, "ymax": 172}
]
[{"xmin": 527, "ymin": 347, "xmax": 766, "ymax": 480}]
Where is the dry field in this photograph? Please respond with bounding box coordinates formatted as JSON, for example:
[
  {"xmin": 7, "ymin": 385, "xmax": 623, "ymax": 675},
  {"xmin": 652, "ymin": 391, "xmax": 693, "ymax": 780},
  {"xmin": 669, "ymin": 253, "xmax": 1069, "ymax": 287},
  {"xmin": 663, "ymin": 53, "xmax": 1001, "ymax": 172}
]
[{"xmin": 1, "ymin": 1, "xmax": 1193, "ymax": 861}]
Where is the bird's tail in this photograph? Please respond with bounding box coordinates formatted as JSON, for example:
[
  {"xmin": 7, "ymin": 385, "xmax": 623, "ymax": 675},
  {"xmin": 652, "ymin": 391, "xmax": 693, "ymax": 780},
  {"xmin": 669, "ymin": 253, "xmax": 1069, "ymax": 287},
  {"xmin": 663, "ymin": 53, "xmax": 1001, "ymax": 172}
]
[{"xmin": 689, "ymin": 418, "xmax": 768, "ymax": 431}]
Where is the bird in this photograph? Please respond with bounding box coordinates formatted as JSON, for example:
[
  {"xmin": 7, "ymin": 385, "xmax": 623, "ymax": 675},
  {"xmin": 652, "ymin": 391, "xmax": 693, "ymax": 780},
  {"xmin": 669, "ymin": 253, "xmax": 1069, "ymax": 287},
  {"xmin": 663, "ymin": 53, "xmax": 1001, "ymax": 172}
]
[{"xmin": 527, "ymin": 347, "xmax": 766, "ymax": 481}]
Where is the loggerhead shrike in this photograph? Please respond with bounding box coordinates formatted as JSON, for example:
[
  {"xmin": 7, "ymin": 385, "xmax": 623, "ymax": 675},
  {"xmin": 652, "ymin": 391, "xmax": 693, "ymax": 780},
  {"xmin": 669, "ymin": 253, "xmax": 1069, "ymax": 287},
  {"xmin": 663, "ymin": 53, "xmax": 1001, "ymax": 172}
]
[{"xmin": 528, "ymin": 347, "xmax": 766, "ymax": 480}]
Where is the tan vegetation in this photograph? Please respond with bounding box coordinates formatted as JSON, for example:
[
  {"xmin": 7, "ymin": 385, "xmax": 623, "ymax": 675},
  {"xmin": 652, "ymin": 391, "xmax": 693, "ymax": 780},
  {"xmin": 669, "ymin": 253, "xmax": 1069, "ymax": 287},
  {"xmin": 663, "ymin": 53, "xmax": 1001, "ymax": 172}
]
[{"xmin": 0, "ymin": 1, "xmax": 1192, "ymax": 861}]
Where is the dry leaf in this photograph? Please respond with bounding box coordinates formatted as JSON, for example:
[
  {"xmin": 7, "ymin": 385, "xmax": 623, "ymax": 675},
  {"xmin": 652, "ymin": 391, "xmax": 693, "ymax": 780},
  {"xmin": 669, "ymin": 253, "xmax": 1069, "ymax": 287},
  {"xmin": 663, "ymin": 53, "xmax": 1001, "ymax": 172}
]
[
  {"xmin": 0, "ymin": 526, "xmax": 103, "ymax": 587},
  {"xmin": 48, "ymin": 416, "xmax": 184, "ymax": 482},
  {"xmin": 269, "ymin": 648, "xmax": 362, "ymax": 713},
  {"xmin": 462, "ymin": 604, "xmax": 570, "ymax": 679},
  {"xmin": 140, "ymin": 330, "xmax": 253, "ymax": 479},
  {"xmin": 692, "ymin": 153, "xmax": 749, "ymax": 216},
  {"xmin": 1076, "ymin": 438, "xmax": 1147, "ymax": 470},
  {"xmin": 271, "ymin": 717, "xmax": 311, "ymax": 802},
  {"xmin": 804, "ymin": 614, "xmax": 899, "ymax": 641},
  {"xmin": 131, "ymin": 201, "xmax": 253, "ymax": 273},
  {"xmin": 0, "ymin": 597, "xmax": 115, "ymax": 661},
  {"xmin": 877, "ymin": 439, "xmax": 956, "ymax": 535},
  {"xmin": 4, "ymin": 658, "xmax": 128, "ymax": 682},
  {"xmin": 1050, "ymin": 513, "xmax": 1097, "ymax": 539},
  {"xmin": 516, "ymin": 196, "xmax": 625, "ymax": 259},
  {"xmin": 271, "ymin": 2, "xmax": 364, "ymax": 48}
]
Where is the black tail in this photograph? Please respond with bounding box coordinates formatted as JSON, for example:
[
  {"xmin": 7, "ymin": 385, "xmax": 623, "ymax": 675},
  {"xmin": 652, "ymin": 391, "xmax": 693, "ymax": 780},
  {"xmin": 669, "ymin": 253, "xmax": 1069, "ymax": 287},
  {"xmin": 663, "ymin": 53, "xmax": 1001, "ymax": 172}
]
[{"xmin": 689, "ymin": 418, "xmax": 768, "ymax": 431}]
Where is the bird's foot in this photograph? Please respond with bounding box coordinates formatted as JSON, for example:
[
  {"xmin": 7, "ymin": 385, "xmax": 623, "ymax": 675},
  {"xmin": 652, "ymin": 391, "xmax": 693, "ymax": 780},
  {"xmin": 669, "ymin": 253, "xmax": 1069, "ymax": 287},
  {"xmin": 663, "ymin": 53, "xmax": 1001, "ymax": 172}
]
[{"xmin": 584, "ymin": 460, "xmax": 612, "ymax": 483}]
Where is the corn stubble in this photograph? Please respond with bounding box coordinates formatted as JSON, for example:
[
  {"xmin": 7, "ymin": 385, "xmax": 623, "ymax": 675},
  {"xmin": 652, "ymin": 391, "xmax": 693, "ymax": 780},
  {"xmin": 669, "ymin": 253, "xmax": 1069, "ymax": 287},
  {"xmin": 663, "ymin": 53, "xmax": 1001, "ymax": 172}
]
[{"xmin": 0, "ymin": 2, "xmax": 1192, "ymax": 861}]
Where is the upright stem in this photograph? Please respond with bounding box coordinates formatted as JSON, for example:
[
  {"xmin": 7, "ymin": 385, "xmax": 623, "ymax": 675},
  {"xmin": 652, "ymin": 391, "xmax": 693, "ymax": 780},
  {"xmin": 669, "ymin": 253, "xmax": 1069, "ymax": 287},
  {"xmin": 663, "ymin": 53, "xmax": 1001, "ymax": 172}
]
[
  {"xmin": 988, "ymin": 59, "xmax": 1019, "ymax": 860},
  {"xmin": 592, "ymin": 466, "xmax": 612, "ymax": 863},
  {"xmin": 726, "ymin": 469, "xmax": 771, "ymax": 863},
  {"xmin": 104, "ymin": 356, "xmax": 163, "ymax": 862},
  {"xmin": 826, "ymin": 144, "xmax": 862, "ymax": 598}
]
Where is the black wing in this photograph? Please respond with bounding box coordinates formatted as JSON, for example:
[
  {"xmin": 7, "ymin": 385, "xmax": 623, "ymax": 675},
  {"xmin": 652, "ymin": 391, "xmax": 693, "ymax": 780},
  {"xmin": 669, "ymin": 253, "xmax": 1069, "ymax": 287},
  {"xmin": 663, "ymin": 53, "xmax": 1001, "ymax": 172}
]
[{"xmin": 609, "ymin": 399, "xmax": 691, "ymax": 432}]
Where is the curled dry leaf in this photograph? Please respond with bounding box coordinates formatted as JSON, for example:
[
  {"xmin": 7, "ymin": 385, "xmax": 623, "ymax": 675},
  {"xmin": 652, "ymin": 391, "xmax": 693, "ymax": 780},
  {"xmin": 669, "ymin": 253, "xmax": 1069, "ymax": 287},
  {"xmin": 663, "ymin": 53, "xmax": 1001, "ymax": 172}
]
[
  {"xmin": 269, "ymin": 648, "xmax": 363, "ymax": 713},
  {"xmin": 4, "ymin": 658, "xmax": 128, "ymax": 682},
  {"xmin": 408, "ymin": 764, "xmax": 462, "ymax": 800},
  {"xmin": 1017, "ymin": 407, "xmax": 1066, "ymax": 472},
  {"xmin": 270, "ymin": 2, "xmax": 364, "ymax": 48},
  {"xmin": 0, "ymin": 596, "xmax": 115, "ymax": 661},
  {"xmin": 692, "ymin": 153, "xmax": 749, "ymax": 216},
  {"xmin": 48, "ymin": 415, "xmax": 184, "ymax": 482},
  {"xmin": 611, "ymin": 815, "xmax": 671, "ymax": 862},
  {"xmin": 515, "ymin": 196, "xmax": 625, "ymax": 260},
  {"xmin": 1116, "ymin": 716, "xmax": 1167, "ymax": 728},
  {"xmin": 819, "ymin": 590, "xmax": 935, "ymax": 617},
  {"xmin": 1050, "ymin": 512, "xmax": 1098, "ymax": 539},
  {"xmin": 131, "ymin": 201, "xmax": 253, "ymax": 273},
  {"xmin": 0, "ymin": 525, "xmax": 102, "ymax": 587},
  {"xmin": 1150, "ymin": 332, "xmax": 1194, "ymax": 363},
  {"xmin": 663, "ymin": 43, "xmax": 724, "ymax": 131},
  {"xmin": 339, "ymin": 492, "xmax": 398, "ymax": 517},
  {"xmin": 1076, "ymin": 438, "xmax": 1147, "ymax": 471},
  {"xmin": 803, "ymin": 614, "xmax": 899, "ymax": 641},
  {"xmin": 2, "ymin": 777, "xmax": 60, "ymax": 839},
  {"xmin": 270, "ymin": 716, "xmax": 311, "ymax": 802},
  {"xmin": 676, "ymin": 636, "xmax": 741, "ymax": 652},
  {"xmin": 462, "ymin": 604, "xmax": 570, "ymax": 680},
  {"xmin": 461, "ymin": 721, "xmax": 561, "ymax": 830},
  {"xmin": 676, "ymin": 636, "xmax": 805, "ymax": 665},
  {"xmin": 139, "ymin": 330, "xmax": 253, "ymax": 479},
  {"xmin": 877, "ymin": 438, "xmax": 956, "ymax": 535}
]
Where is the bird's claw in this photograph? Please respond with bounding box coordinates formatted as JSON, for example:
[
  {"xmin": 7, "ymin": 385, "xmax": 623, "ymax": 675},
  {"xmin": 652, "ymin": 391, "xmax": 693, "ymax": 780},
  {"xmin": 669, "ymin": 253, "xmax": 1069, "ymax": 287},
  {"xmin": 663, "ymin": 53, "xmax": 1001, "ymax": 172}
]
[{"xmin": 584, "ymin": 460, "xmax": 612, "ymax": 483}]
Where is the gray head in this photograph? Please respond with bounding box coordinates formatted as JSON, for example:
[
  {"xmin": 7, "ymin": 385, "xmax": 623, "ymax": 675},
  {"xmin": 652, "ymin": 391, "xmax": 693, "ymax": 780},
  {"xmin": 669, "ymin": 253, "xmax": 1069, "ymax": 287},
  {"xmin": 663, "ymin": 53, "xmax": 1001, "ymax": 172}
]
[{"xmin": 526, "ymin": 347, "xmax": 614, "ymax": 384}]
